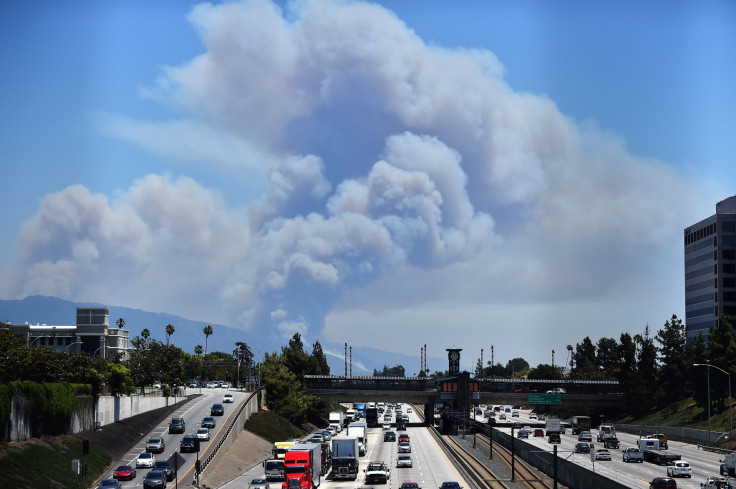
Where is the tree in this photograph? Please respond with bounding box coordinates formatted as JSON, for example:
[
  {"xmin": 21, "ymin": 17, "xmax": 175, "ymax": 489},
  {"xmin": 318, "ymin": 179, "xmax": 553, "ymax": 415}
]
[
  {"xmin": 203, "ymin": 325, "xmax": 213, "ymax": 377},
  {"xmin": 705, "ymin": 315, "xmax": 736, "ymax": 411},
  {"xmin": 506, "ymin": 358, "xmax": 529, "ymax": 377},
  {"xmin": 596, "ymin": 337, "xmax": 619, "ymax": 375},
  {"xmin": 107, "ymin": 363, "xmax": 136, "ymax": 396},
  {"xmin": 194, "ymin": 344, "xmax": 203, "ymax": 379},
  {"xmin": 655, "ymin": 314, "xmax": 690, "ymax": 405},
  {"xmin": 573, "ymin": 337, "xmax": 597, "ymax": 378},
  {"xmin": 631, "ymin": 325, "xmax": 658, "ymax": 413},
  {"xmin": 116, "ymin": 317, "xmax": 126, "ymax": 329},
  {"xmin": 527, "ymin": 364, "xmax": 562, "ymax": 380},
  {"xmin": 310, "ymin": 341, "xmax": 330, "ymax": 376},
  {"xmin": 165, "ymin": 324, "xmax": 175, "ymax": 346}
]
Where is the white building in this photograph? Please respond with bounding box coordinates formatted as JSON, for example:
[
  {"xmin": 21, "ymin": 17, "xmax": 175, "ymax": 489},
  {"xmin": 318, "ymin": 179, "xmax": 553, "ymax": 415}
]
[{"xmin": 7, "ymin": 306, "xmax": 130, "ymax": 360}]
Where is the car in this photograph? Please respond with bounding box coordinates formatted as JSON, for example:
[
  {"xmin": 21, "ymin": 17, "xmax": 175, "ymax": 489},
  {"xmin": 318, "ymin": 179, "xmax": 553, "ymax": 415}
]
[
  {"xmin": 398, "ymin": 442, "xmax": 411, "ymax": 453},
  {"xmin": 400, "ymin": 483, "xmax": 420, "ymax": 489},
  {"xmin": 136, "ymin": 452, "xmax": 155, "ymax": 468},
  {"xmin": 310, "ymin": 434, "xmax": 325, "ymax": 443},
  {"xmin": 439, "ymin": 483, "xmax": 461, "ymax": 489},
  {"xmin": 211, "ymin": 403, "xmax": 225, "ymax": 415},
  {"xmin": 700, "ymin": 476, "xmax": 730, "ymax": 488},
  {"xmin": 169, "ymin": 417, "xmax": 185, "ymax": 434},
  {"xmin": 406, "ymin": 408, "xmax": 412, "ymax": 413},
  {"xmin": 113, "ymin": 465, "xmax": 136, "ymax": 480},
  {"xmin": 382, "ymin": 423, "xmax": 391, "ymax": 430},
  {"xmin": 223, "ymin": 394, "xmax": 234, "ymax": 403},
  {"xmin": 517, "ymin": 429, "xmax": 529, "ymax": 438},
  {"xmin": 384, "ymin": 431, "xmax": 396, "ymax": 442},
  {"xmin": 397, "ymin": 421, "xmax": 407, "ymax": 431},
  {"xmin": 546, "ymin": 388, "xmax": 566, "ymax": 394},
  {"xmin": 548, "ymin": 433, "xmax": 561, "ymax": 444},
  {"xmin": 534, "ymin": 428, "xmax": 544, "ymax": 437},
  {"xmin": 594, "ymin": 449, "xmax": 612, "ymax": 461},
  {"xmin": 514, "ymin": 387, "xmax": 537, "ymax": 393},
  {"xmin": 529, "ymin": 413, "xmax": 537, "ymax": 419},
  {"xmin": 397, "ymin": 454, "xmax": 413, "ymax": 468},
  {"xmin": 97, "ymin": 479, "xmax": 121, "ymax": 489},
  {"xmin": 143, "ymin": 469, "xmax": 166, "ymax": 489},
  {"xmin": 180, "ymin": 434, "xmax": 200, "ymax": 453},
  {"xmin": 196, "ymin": 427, "xmax": 210, "ymax": 440},
  {"xmin": 146, "ymin": 437, "xmax": 166, "ymax": 453},
  {"xmin": 365, "ymin": 461, "xmax": 390, "ymax": 484},
  {"xmin": 201, "ymin": 416, "xmax": 216, "ymax": 428},
  {"xmin": 649, "ymin": 477, "xmax": 677, "ymax": 488},
  {"xmin": 249, "ymin": 478, "xmax": 270, "ymax": 489},
  {"xmin": 153, "ymin": 460, "xmax": 175, "ymax": 482},
  {"xmin": 574, "ymin": 442, "xmax": 592, "ymax": 454},
  {"xmin": 512, "ymin": 421, "xmax": 521, "ymax": 429},
  {"xmin": 398, "ymin": 434, "xmax": 410, "ymax": 443},
  {"xmin": 384, "ymin": 414, "xmax": 392, "ymax": 421},
  {"xmin": 321, "ymin": 431, "xmax": 332, "ymax": 441},
  {"xmin": 538, "ymin": 414, "xmax": 546, "ymax": 421},
  {"xmin": 667, "ymin": 460, "xmax": 691, "ymax": 478},
  {"xmin": 578, "ymin": 431, "xmax": 592, "ymax": 442},
  {"xmin": 512, "ymin": 411, "xmax": 519, "ymax": 417},
  {"xmin": 221, "ymin": 382, "xmax": 232, "ymax": 388},
  {"xmin": 499, "ymin": 414, "xmax": 506, "ymax": 420}
]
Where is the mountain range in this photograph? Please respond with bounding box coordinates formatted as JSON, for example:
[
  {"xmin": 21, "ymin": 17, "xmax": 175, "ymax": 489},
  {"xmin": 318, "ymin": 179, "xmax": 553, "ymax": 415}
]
[{"xmin": 0, "ymin": 295, "xmax": 442, "ymax": 376}]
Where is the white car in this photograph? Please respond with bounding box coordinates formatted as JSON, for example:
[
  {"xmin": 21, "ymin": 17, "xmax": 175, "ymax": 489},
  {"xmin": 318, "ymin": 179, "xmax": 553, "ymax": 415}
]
[
  {"xmin": 223, "ymin": 394, "xmax": 234, "ymax": 403},
  {"xmin": 136, "ymin": 451, "xmax": 155, "ymax": 468},
  {"xmin": 406, "ymin": 408, "xmax": 412, "ymax": 413},
  {"xmin": 396, "ymin": 454, "xmax": 412, "ymax": 468},
  {"xmin": 382, "ymin": 423, "xmax": 391, "ymax": 430},
  {"xmin": 398, "ymin": 442, "xmax": 411, "ymax": 453},
  {"xmin": 529, "ymin": 413, "xmax": 537, "ymax": 419},
  {"xmin": 196, "ymin": 427, "xmax": 210, "ymax": 440},
  {"xmin": 499, "ymin": 413, "xmax": 506, "ymax": 420},
  {"xmin": 511, "ymin": 411, "xmax": 519, "ymax": 417},
  {"xmin": 578, "ymin": 431, "xmax": 592, "ymax": 442},
  {"xmin": 594, "ymin": 449, "xmax": 611, "ymax": 461},
  {"xmin": 667, "ymin": 460, "xmax": 691, "ymax": 478}
]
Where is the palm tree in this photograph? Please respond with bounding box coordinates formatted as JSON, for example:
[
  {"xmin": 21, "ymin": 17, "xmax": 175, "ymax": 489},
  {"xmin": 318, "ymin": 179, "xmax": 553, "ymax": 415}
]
[
  {"xmin": 194, "ymin": 345, "xmax": 203, "ymax": 379},
  {"xmin": 141, "ymin": 328, "xmax": 151, "ymax": 341},
  {"xmin": 203, "ymin": 325, "xmax": 213, "ymax": 378},
  {"xmin": 116, "ymin": 317, "xmax": 126, "ymax": 329},
  {"xmin": 165, "ymin": 324, "xmax": 175, "ymax": 346}
]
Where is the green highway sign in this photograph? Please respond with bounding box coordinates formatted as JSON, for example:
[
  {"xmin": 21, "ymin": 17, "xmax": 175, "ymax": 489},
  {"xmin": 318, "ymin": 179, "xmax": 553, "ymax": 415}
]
[{"xmin": 528, "ymin": 393, "xmax": 561, "ymax": 405}]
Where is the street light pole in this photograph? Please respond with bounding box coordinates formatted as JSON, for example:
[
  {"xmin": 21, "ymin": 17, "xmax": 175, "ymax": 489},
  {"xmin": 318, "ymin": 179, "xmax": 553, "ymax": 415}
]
[{"xmin": 694, "ymin": 363, "xmax": 733, "ymax": 440}]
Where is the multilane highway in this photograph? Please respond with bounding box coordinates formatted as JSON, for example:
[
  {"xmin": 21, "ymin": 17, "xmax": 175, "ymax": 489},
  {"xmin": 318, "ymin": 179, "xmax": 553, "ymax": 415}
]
[
  {"xmin": 484, "ymin": 406, "xmax": 729, "ymax": 488},
  {"xmin": 223, "ymin": 405, "xmax": 469, "ymax": 489},
  {"xmin": 102, "ymin": 387, "xmax": 250, "ymax": 488}
]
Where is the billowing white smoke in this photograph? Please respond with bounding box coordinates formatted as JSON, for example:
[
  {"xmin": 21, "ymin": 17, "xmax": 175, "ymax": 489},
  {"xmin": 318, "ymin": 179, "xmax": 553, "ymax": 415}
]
[{"xmin": 1, "ymin": 0, "xmax": 709, "ymax": 350}]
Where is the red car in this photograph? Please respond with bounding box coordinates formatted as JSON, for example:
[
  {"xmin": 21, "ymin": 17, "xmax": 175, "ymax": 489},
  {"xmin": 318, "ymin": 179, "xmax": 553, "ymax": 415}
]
[
  {"xmin": 534, "ymin": 429, "xmax": 545, "ymax": 437},
  {"xmin": 514, "ymin": 387, "xmax": 538, "ymax": 393},
  {"xmin": 113, "ymin": 465, "xmax": 136, "ymax": 480},
  {"xmin": 398, "ymin": 434, "xmax": 410, "ymax": 443}
]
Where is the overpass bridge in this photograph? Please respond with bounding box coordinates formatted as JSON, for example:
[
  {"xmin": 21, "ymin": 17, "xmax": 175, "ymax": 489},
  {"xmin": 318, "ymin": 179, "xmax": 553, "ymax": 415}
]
[{"xmin": 304, "ymin": 375, "xmax": 623, "ymax": 408}]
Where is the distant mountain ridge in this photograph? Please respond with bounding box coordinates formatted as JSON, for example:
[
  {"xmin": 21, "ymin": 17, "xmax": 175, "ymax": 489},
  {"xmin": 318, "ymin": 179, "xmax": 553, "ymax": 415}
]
[{"xmin": 0, "ymin": 296, "xmax": 442, "ymax": 375}]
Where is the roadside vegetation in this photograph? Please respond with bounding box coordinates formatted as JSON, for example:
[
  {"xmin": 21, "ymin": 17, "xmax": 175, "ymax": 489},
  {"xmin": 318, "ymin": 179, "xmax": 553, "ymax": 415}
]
[{"xmin": 0, "ymin": 435, "xmax": 111, "ymax": 489}]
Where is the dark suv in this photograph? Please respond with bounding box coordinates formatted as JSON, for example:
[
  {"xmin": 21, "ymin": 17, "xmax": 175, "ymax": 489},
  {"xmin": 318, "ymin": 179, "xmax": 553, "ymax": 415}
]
[
  {"xmin": 649, "ymin": 477, "xmax": 677, "ymax": 489},
  {"xmin": 211, "ymin": 403, "xmax": 225, "ymax": 416},
  {"xmin": 180, "ymin": 434, "xmax": 200, "ymax": 453},
  {"xmin": 169, "ymin": 417, "xmax": 185, "ymax": 434}
]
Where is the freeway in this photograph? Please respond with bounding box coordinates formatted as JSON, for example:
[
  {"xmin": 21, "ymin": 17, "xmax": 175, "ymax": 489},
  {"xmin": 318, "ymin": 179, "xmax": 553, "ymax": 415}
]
[
  {"xmin": 223, "ymin": 404, "xmax": 469, "ymax": 489},
  {"xmin": 100, "ymin": 387, "xmax": 249, "ymax": 488},
  {"xmin": 483, "ymin": 405, "xmax": 729, "ymax": 489}
]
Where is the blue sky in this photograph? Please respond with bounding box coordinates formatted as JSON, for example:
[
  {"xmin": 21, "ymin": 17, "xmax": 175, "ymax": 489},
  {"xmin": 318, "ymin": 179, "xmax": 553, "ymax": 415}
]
[{"xmin": 1, "ymin": 0, "xmax": 734, "ymax": 369}]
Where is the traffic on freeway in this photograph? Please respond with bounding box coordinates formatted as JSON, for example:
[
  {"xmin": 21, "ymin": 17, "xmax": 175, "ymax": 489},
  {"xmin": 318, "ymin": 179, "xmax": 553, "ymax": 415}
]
[
  {"xmin": 220, "ymin": 402, "xmax": 468, "ymax": 489},
  {"xmin": 97, "ymin": 386, "xmax": 249, "ymax": 488},
  {"xmin": 475, "ymin": 404, "xmax": 731, "ymax": 489}
]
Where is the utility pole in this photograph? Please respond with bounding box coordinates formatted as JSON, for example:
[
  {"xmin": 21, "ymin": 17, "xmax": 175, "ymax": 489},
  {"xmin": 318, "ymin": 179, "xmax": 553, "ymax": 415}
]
[
  {"xmin": 480, "ymin": 348, "xmax": 484, "ymax": 379},
  {"xmin": 344, "ymin": 342, "xmax": 347, "ymax": 376},
  {"xmin": 349, "ymin": 346, "xmax": 352, "ymax": 377}
]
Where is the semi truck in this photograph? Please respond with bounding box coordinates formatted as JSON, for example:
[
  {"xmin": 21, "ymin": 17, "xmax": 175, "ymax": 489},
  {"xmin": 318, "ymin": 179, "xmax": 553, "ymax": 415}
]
[
  {"xmin": 571, "ymin": 416, "xmax": 591, "ymax": 435},
  {"xmin": 283, "ymin": 443, "xmax": 322, "ymax": 489},
  {"xmin": 345, "ymin": 409, "xmax": 357, "ymax": 423},
  {"xmin": 274, "ymin": 441, "xmax": 298, "ymax": 459},
  {"xmin": 331, "ymin": 437, "xmax": 360, "ymax": 480},
  {"xmin": 346, "ymin": 421, "xmax": 367, "ymax": 456},
  {"xmin": 720, "ymin": 453, "xmax": 736, "ymax": 476},
  {"xmin": 329, "ymin": 411, "xmax": 345, "ymax": 432},
  {"xmin": 366, "ymin": 407, "xmax": 379, "ymax": 427},
  {"xmin": 354, "ymin": 403, "xmax": 367, "ymax": 419},
  {"xmin": 637, "ymin": 438, "xmax": 681, "ymax": 465}
]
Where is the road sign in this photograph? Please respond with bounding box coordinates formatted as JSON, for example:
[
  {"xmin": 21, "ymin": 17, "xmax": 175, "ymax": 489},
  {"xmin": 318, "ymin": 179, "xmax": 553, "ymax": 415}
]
[{"xmin": 527, "ymin": 393, "xmax": 561, "ymax": 405}]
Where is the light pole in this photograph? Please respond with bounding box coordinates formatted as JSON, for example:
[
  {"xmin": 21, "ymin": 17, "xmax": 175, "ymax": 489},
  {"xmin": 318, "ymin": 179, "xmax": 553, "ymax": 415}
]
[
  {"xmin": 694, "ymin": 363, "xmax": 732, "ymax": 441},
  {"xmin": 64, "ymin": 341, "xmax": 83, "ymax": 354}
]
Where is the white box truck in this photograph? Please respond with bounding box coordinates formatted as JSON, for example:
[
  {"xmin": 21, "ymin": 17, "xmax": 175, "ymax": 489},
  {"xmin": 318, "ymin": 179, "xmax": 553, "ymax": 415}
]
[
  {"xmin": 329, "ymin": 411, "xmax": 345, "ymax": 433},
  {"xmin": 346, "ymin": 421, "xmax": 367, "ymax": 456}
]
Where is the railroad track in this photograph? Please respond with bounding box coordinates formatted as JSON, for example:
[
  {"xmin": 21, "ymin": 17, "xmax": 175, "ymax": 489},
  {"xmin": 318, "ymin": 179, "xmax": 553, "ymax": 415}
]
[{"xmin": 414, "ymin": 405, "xmax": 555, "ymax": 489}]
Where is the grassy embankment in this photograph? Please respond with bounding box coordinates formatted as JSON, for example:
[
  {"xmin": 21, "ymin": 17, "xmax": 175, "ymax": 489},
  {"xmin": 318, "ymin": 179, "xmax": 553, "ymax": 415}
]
[{"xmin": 0, "ymin": 435, "xmax": 111, "ymax": 489}]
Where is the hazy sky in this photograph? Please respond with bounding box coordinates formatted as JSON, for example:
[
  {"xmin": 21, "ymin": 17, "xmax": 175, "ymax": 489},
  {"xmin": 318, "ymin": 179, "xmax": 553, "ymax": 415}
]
[{"xmin": 1, "ymin": 0, "xmax": 734, "ymax": 370}]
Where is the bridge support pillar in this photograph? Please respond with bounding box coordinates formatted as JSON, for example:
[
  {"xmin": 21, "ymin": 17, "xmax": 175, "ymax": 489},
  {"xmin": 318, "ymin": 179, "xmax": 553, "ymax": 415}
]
[{"xmin": 424, "ymin": 403, "xmax": 434, "ymax": 426}]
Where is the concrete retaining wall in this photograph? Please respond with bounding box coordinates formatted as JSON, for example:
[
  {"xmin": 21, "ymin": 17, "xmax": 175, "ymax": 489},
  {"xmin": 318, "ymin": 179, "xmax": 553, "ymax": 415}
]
[
  {"xmin": 614, "ymin": 423, "xmax": 725, "ymax": 446},
  {"xmin": 95, "ymin": 393, "xmax": 187, "ymax": 427}
]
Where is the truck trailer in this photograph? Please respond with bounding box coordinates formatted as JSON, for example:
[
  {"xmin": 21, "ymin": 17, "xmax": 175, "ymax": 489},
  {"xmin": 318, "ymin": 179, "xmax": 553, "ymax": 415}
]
[
  {"xmin": 331, "ymin": 437, "xmax": 360, "ymax": 480},
  {"xmin": 328, "ymin": 411, "xmax": 345, "ymax": 433},
  {"xmin": 637, "ymin": 438, "xmax": 681, "ymax": 465},
  {"xmin": 346, "ymin": 422, "xmax": 367, "ymax": 456},
  {"xmin": 571, "ymin": 416, "xmax": 591, "ymax": 435},
  {"xmin": 283, "ymin": 443, "xmax": 322, "ymax": 489},
  {"xmin": 366, "ymin": 407, "xmax": 379, "ymax": 427}
]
